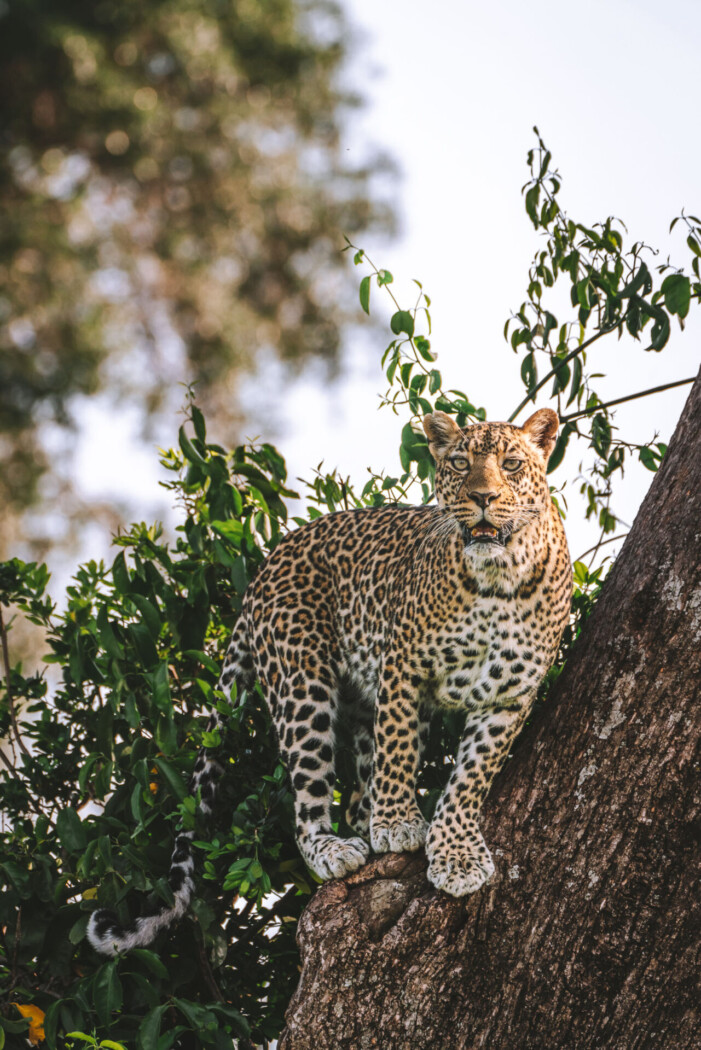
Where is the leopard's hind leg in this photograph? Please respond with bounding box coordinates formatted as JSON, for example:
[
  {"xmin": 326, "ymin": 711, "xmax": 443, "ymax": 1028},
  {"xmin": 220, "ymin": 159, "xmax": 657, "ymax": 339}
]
[
  {"xmin": 344, "ymin": 714, "xmax": 373, "ymax": 838},
  {"xmin": 267, "ymin": 662, "xmax": 369, "ymax": 881}
]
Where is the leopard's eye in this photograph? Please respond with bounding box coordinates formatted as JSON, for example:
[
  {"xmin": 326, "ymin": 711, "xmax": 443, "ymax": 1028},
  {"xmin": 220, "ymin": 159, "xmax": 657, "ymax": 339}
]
[
  {"xmin": 502, "ymin": 458, "xmax": 523, "ymax": 472},
  {"xmin": 449, "ymin": 455, "xmax": 469, "ymax": 472}
]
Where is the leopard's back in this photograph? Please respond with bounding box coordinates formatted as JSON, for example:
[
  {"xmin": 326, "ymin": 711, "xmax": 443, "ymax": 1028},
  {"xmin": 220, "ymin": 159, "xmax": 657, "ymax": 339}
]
[{"xmin": 239, "ymin": 504, "xmax": 436, "ymax": 684}]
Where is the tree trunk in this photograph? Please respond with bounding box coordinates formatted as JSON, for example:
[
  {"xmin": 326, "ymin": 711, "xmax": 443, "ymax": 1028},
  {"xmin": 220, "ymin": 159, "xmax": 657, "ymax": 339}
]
[{"xmin": 279, "ymin": 370, "xmax": 701, "ymax": 1050}]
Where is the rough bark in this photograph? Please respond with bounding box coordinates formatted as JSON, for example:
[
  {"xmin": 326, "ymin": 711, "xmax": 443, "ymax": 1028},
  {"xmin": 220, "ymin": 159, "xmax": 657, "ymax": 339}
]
[{"xmin": 279, "ymin": 370, "xmax": 701, "ymax": 1050}]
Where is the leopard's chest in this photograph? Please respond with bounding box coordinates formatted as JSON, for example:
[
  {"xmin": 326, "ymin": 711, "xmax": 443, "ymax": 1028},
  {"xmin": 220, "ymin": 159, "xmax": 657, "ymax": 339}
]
[{"xmin": 419, "ymin": 592, "xmax": 548, "ymax": 711}]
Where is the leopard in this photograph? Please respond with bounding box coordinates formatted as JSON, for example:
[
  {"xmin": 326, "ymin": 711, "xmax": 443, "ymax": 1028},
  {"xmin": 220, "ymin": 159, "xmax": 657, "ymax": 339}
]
[{"xmin": 88, "ymin": 406, "xmax": 571, "ymax": 955}]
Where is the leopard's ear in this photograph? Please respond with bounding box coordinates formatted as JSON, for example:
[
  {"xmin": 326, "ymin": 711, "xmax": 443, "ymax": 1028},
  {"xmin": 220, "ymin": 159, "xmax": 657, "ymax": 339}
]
[
  {"xmin": 521, "ymin": 408, "xmax": 559, "ymax": 460},
  {"xmin": 422, "ymin": 411, "xmax": 463, "ymax": 460}
]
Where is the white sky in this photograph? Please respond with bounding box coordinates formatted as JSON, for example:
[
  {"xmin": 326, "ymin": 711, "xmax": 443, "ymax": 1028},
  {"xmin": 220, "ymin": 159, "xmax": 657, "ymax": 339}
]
[{"xmin": 75, "ymin": 0, "xmax": 701, "ymax": 570}]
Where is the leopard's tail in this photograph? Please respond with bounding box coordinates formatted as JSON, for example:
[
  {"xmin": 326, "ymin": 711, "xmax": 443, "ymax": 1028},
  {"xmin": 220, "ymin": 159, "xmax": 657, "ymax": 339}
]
[{"xmin": 86, "ymin": 621, "xmax": 254, "ymax": 956}]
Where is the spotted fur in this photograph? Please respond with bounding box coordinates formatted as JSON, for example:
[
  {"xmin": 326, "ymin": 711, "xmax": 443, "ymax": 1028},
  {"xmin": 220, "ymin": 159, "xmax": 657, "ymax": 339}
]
[{"xmin": 88, "ymin": 408, "xmax": 571, "ymax": 954}]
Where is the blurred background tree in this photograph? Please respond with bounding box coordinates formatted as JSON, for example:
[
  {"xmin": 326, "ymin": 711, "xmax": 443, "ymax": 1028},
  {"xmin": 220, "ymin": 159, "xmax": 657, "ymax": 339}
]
[{"xmin": 0, "ymin": 0, "xmax": 395, "ymax": 559}]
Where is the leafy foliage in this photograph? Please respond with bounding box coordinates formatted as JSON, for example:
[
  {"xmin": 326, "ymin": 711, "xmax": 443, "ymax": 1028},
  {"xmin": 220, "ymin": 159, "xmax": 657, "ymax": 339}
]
[
  {"xmin": 506, "ymin": 128, "xmax": 700, "ymax": 547},
  {"xmin": 1, "ymin": 135, "xmax": 699, "ymax": 1048},
  {"xmin": 1, "ymin": 421, "xmax": 302, "ymax": 1048}
]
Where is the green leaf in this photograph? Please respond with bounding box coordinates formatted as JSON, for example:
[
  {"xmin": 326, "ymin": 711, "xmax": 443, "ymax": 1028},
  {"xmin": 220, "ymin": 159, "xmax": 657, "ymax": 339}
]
[
  {"xmin": 183, "ymin": 649, "xmax": 220, "ymax": 675},
  {"xmin": 385, "ymin": 352, "xmax": 399, "ymax": 384},
  {"xmin": 130, "ymin": 594, "xmax": 161, "ymax": 642},
  {"xmin": 173, "ymin": 999, "xmax": 218, "ymax": 1030},
  {"xmin": 56, "ymin": 808, "xmax": 87, "ymax": 852},
  {"xmin": 70, "ymin": 915, "xmax": 90, "ymax": 945},
  {"xmin": 567, "ymin": 355, "xmax": 582, "ymax": 407},
  {"xmin": 576, "ymin": 277, "xmax": 591, "ymax": 310},
  {"xmin": 97, "ymin": 606, "xmax": 124, "ymax": 662},
  {"xmin": 178, "ymin": 427, "xmax": 207, "ymax": 467},
  {"xmin": 359, "ymin": 275, "xmax": 371, "ymax": 315},
  {"xmin": 155, "ymin": 713, "xmax": 177, "ymax": 756},
  {"xmin": 42, "ymin": 991, "xmax": 61, "ymax": 1047},
  {"xmin": 573, "ymin": 560, "xmax": 588, "ymax": 585},
  {"xmin": 410, "ymin": 373, "xmax": 427, "ymax": 395},
  {"xmin": 639, "ymin": 446, "xmax": 659, "ymax": 472},
  {"xmin": 138, "ymin": 1005, "xmax": 168, "ymax": 1050},
  {"xmin": 93, "ymin": 961, "xmax": 123, "ymax": 1028},
  {"xmin": 520, "ymin": 352, "xmax": 537, "ymax": 392},
  {"xmin": 414, "ymin": 336, "xmax": 434, "ymax": 361},
  {"xmin": 661, "ymin": 273, "xmax": 691, "ymax": 319},
  {"xmin": 191, "ymin": 406, "xmax": 206, "ymax": 443},
  {"xmin": 399, "ymin": 362, "xmax": 413, "ymax": 388},
  {"xmin": 152, "ymin": 758, "xmax": 187, "ymax": 801},
  {"xmin": 390, "ymin": 310, "xmax": 415, "ymax": 337},
  {"xmin": 547, "ymin": 424, "xmax": 573, "ymax": 473},
  {"xmin": 211, "ymin": 519, "xmax": 244, "ymax": 543},
  {"xmin": 647, "ymin": 303, "xmax": 671, "ymax": 350},
  {"xmin": 130, "ymin": 949, "xmax": 169, "ymax": 979},
  {"xmin": 591, "ymin": 413, "xmax": 612, "ymax": 457},
  {"xmin": 231, "ymin": 554, "xmax": 249, "ymax": 595},
  {"xmin": 525, "ymin": 184, "xmax": 540, "ymax": 226},
  {"xmin": 619, "ymin": 263, "xmax": 650, "ymax": 299},
  {"xmin": 377, "ymin": 269, "xmax": 393, "ymax": 286},
  {"xmin": 112, "ymin": 552, "xmax": 131, "ymax": 595},
  {"xmin": 150, "ymin": 661, "xmax": 172, "ymax": 714},
  {"xmin": 551, "ymin": 356, "xmax": 570, "ymax": 394},
  {"xmin": 210, "ymin": 1003, "xmax": 250, "ymax": 1038}
]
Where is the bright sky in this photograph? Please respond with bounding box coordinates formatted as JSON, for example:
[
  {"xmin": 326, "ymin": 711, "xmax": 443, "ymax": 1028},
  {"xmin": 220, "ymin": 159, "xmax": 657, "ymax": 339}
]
[{"xmin": 76, "ymin": 0, "xmax": 701, "ymax": 570}]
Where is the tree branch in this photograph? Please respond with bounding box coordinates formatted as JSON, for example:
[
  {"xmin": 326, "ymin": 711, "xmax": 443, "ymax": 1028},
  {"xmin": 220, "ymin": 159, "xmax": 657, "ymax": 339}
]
[
  {"xmin": 576, "ymin": 533, "xmax": 629, "ymax": 564},
  {"xmin": 508, "ymin": 323, "xmax": 621, "ymax": 423},
  {"xmin": 560, "ymin": 377, "xmax": 695, "ymax": 423},
  {"xmin": 0, "ymin": 744, "xmax": 16, "ymax": 773}
]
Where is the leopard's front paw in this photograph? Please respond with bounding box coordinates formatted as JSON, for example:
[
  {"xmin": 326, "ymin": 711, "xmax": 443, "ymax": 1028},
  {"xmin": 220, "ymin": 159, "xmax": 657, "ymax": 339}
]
[
  {"xmin": 425, "ymin": 818, "xmax": 495, "ymax": 896},
  {"xmin": 427, "ymin": 849, "xmax": 495, "ymax": 897},
  {"xmin": 302, "ymin": 833, "xmax": 370, "ymax": 881},
  {"xmin": 371, "ymin": 812, "xmax": 428, "ymax": 854}
]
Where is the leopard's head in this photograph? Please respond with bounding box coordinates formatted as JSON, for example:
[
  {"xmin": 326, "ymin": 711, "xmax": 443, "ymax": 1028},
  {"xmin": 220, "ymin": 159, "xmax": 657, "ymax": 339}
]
[{"xmin": 422, "ymin": 408, "xmax": 558, "ymax": 565}]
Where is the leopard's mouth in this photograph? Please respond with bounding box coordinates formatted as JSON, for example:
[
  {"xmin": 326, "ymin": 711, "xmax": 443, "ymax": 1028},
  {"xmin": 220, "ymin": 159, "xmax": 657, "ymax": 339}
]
[{"xmin": 461, "ymin": 522, "xmax": 508, "ymax": 547}]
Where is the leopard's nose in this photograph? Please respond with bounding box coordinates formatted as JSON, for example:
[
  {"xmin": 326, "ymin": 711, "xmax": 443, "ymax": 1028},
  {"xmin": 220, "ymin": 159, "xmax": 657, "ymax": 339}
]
[{"xmin": 467, "ymin": 490, "xmax": 499, "ymax": 509}]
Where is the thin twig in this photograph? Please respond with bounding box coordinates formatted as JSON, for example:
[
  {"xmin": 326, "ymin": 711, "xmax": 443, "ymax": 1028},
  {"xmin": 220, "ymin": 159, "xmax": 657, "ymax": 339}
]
[
  {"xmin": 0, "ymin": 605, "xmax": 31, "ymax": 760},
  {"xmin": 10, "ymin": 905, "xmax": 21, "ymax": 990},
  {"xmin": 560, "ymin": 377, "xmax": 696, "ymax": 423},
  {"xmin": 0, "ymin": 745, "xmax": 16, "ymax": 773},
  {"xmin": 576, "ymin": 533, "xmax": 629, "ymax": 563},
  {"xmin": 508, "ymin": 323, "xmax": 622, "ymax": 423},
  {"xmin": 190, "ymin": 919, "xmax": 225, "ymax": 1003}
]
